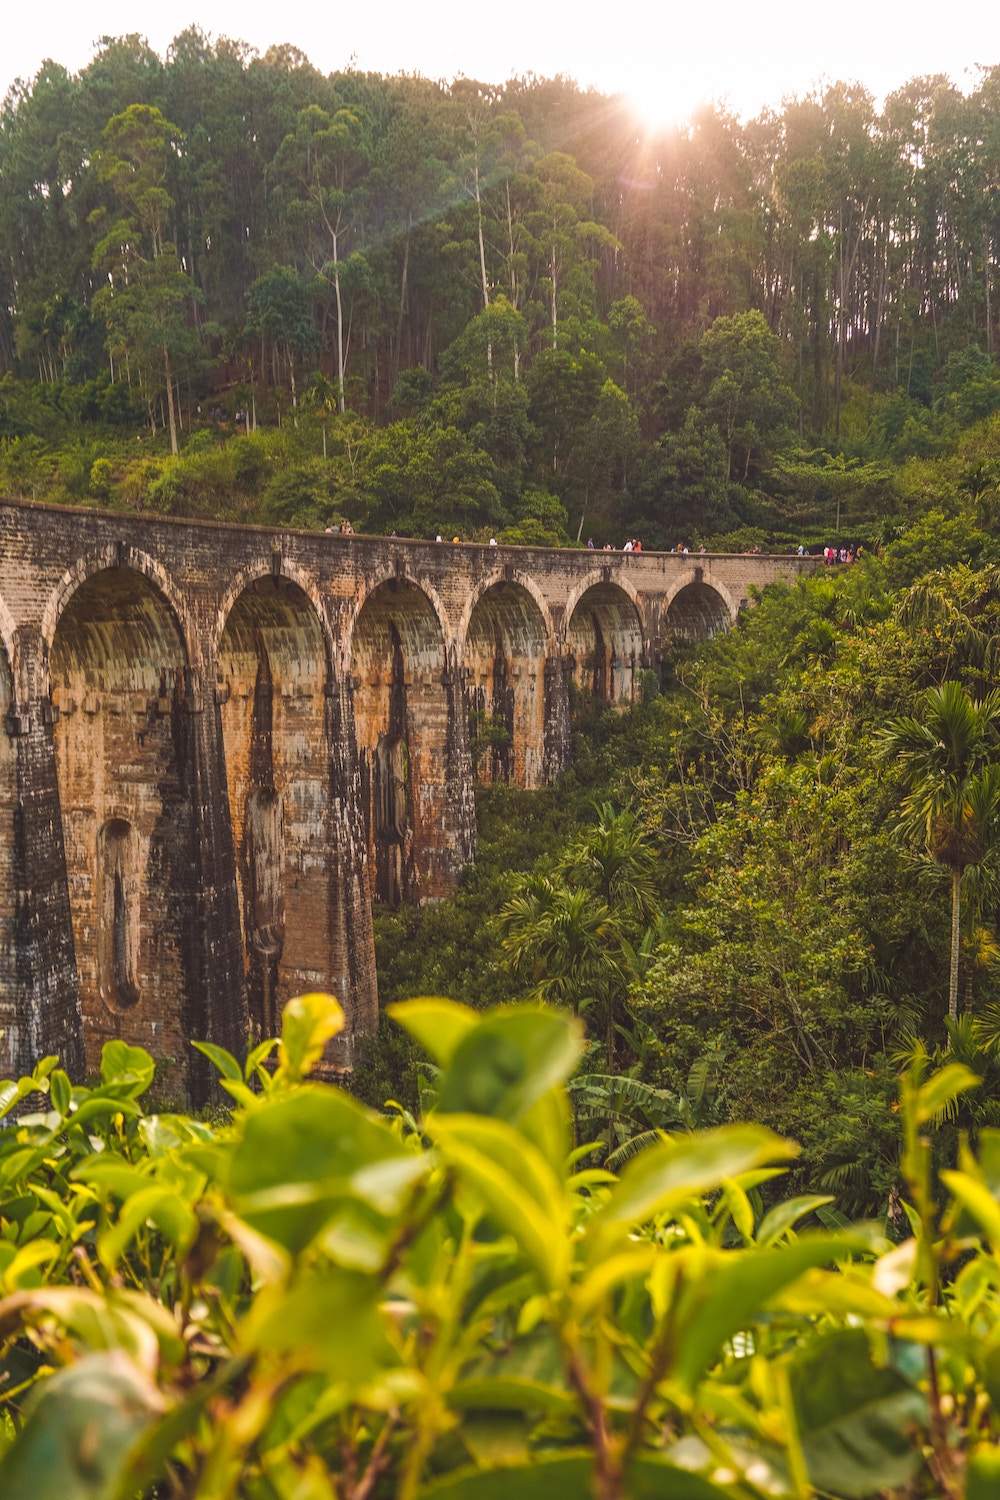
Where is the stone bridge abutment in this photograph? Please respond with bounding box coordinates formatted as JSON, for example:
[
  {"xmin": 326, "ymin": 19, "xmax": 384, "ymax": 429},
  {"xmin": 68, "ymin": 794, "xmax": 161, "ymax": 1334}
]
[{"xmin": 0, "ymin": 499, "xmax": 813, "ymax": 1095}]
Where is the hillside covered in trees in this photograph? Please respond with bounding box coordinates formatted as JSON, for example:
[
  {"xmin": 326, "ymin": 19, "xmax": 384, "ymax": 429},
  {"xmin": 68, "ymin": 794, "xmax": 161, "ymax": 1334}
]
[{"xmin": 6, "ymin": 34, "xmax": 1000, "ymax": 545}]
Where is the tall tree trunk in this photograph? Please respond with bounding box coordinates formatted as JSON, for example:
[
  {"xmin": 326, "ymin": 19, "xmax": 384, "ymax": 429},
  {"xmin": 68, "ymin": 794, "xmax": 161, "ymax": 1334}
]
[
  {"xmin": 950, "ymin": 865, "xmax": 961, "ymax": 1021},
  {"xmin": 550, "ymin": 237, "xmax": 558, "ymax": 349},
  {"xmin": 506, "ymin": 182, "xmax": 521, "ymax": 378},
  {"xmin": 986, "ymin": 228, "xmax": 993, "ymax": 356},
  {"xmin": 393, "ymin": 225, "xmax": 411, "ymax": 386},
  {"xmin": 868, "ymin": 250, "xmax": 888, "ymax": 418},
  {"xmin": 331, "ymin": 231, "xmax": 346, "ymax": 414},
  {"xmin": 474, "ymin": 161, "xmax": 490, "ymax": 311}
]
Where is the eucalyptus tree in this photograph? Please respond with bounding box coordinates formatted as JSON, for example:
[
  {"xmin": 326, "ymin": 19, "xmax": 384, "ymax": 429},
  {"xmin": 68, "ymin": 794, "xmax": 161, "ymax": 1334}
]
[
  {"xmin": 245, "ymin": 265, "xmax": 321, "ymax": 416},
  {"xmin": 272, "ymin": 103, "xmax": 371, "ymax": 413},
  {"xmin": 93, "ymin": 103, "xmax": 197, "ymax": 452}
]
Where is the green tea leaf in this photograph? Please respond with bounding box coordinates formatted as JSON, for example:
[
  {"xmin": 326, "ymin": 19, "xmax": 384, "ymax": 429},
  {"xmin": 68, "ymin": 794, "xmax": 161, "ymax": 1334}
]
[
  {"xmin": 278, "ymin": 993, "xmax": 344, "ymax": 1081},
  {"xmin": 436, "ymin": 1006, "xmax": 583, "ymax": 1122},
  {"xmin": 99, "ymin": 1042, "xmax": 155, "ymax": 1096},
  {"xmin": 191, "ymin": 1039, "xmax": 242, "ymax": 1082},
  {"xmin": 757, "ymin": 1194, "xmax": 834, "ymax": 1246},
  {"xmin": 671, "ymin": 1235, "xmax": 868, "ymax": 1390},
  {"xmin": 388, "ymin": 997, "xmax": 477, "ymax": 1066},
  {"xmin": 792, "ymin": 1328, "xmax": 927, "ymax": 1498},
  {"xmin": 228, "ymin": 1086, "xmax": 414, "ymax": 1253},
  {"xmin": 592, "ymin": 1125, "xmax": 798, "ymax": 1237},
  {"xmin": 429, "ymin": 1115, "xmax": 569, "ymax": 1289},
  {"xmin": 0, "ymin": 1350, "xmax": 163, "ymax": 1500},
  {"xmin": 242, "ymin": 1267, "xmax": 392, "ymax": 1382}
]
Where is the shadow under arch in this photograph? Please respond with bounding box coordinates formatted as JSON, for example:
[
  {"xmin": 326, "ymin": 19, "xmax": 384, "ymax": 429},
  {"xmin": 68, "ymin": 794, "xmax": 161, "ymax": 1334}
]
[
  {"xmin": 47, "ymin": 563, "xmax": 193, "ymax": 1092},
  {"xmin": 663, "ymin": 576, "xmax": 735, "ymax": 642},
  {"xmin": 565, "ymin": 581, "xmax": 644, "ymax": 703},
  {"xmin": 211, "ymin": 557, "xmax": 335, "ymax": 677},
  {"xmin": 342, "ymin": 567, "xmax": 452, "ymax": 679},
  {"xmin": 41, "ymin": 545, "xmax": 194, "ymax": 675},
  {"xmin": 349, "ymin": 576, "xmax": 459, "ymax": 906},
  {"xmin": 216, "ymin": 574, "xmax": 335, "ymax": 1041},
  {"xmin": 456, "ymin": 567, "xmax": 555, "ymax": 649},
  {"xmin": 462, "ymin": 578, "xmax": 551, "ymax": 788}
]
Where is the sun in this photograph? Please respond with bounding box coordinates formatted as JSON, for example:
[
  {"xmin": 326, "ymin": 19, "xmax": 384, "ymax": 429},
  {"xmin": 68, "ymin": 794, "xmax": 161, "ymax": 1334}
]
[{"xmin": 621, "ymin": 61, "xmax": 716, "ymax": 134}]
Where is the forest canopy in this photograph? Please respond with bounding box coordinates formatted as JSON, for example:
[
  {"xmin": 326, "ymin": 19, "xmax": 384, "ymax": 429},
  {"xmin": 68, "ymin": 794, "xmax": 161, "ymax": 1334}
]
[{"xmin": 5, "ymin": 35, "xmax": 1000, "ymax": 544}]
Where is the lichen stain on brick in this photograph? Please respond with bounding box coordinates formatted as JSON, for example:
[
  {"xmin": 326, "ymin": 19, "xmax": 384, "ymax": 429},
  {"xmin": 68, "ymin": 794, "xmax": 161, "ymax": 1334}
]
[
  {"xmin": 218, "ymin": 576, "xmax": 332, "ymax": 1044},
  {"xmin": 351, "ymin": 578, "xmax": 450, "ymax": 906},
  {"xmin": 465, "ymin": 582, "xmax": 548, "ymax": 790}
]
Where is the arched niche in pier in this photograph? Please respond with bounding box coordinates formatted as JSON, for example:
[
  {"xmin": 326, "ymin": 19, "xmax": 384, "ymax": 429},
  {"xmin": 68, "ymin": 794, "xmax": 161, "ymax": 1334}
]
[
  {"xmin": 216, "ymin": 575, "xmax": 332, "ymax": 1043},
  {"xmin": 566, "ymin": 582, "xmax": 643, "ymax": 704},
  {"xmin": 463, "ymin": 580, "xmax": 550, "ymax": 788},
  {"xmin": 349, "ymin": 578, "xmax": 451, "ymax": 907},
  {"xmin": 48, "ymin": 566, "xmax": 191, "ymax": 1089}
]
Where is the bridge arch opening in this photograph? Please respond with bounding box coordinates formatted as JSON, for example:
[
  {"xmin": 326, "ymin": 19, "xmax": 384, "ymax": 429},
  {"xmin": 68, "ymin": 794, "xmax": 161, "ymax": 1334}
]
[
  {"xmin": 350, "ymin": 579, "xmax": 450, "ymax": 906},
  {"xmin": 566, "ymin": 583, "xmax": 643, "ymax": 703},
  {"xmin": 464, "ymin": 582, "xmax": 548, "ymax": 788},
  {"xmin": 663, "ymin": 580, "xmax": 733, "ymax": 643},
  {"xmin": 216, "ymin": 576, "xmax": 332, "ymax": 1041},
  {"xmin": 48, "ymin": 567, "xmax": 191, "ymax": 1087}
]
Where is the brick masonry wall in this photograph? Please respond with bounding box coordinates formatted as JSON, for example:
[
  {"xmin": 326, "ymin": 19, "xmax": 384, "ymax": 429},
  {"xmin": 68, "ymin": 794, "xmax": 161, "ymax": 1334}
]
[{"xmin": 0, "ymin": 498, "xmax": 814, "ymax": 1096}]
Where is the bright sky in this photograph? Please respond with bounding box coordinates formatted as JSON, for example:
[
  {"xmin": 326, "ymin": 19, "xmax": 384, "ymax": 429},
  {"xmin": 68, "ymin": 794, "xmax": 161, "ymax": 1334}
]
[{"xmin": 5, "ymin": 0, "xmax": 1000, "ymax": 127}]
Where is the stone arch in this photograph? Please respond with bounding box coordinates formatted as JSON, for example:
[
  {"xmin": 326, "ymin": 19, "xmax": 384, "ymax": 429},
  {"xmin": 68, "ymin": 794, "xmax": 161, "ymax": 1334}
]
[
  {"xmin": 216, "ymin": 575, "xmax": 334, "ymax": 1040},
  {"xmin": 565, "ymin": 582, "xmax": 644, "ymax": 703},
  {"xmin": 662, "ymin": 573, "xmax": 736, "ymax": 643},
  {"xmin": 563, "ymin": 570, "xmax": 643, "ymax": 634},
  {"xmin": 211, "ymin": 556, "xmax": 334, "ymax": 672},
  {"xmin": 343, "ymin": 569, "xmax": 452, "ymax": 678},
  {"xmin": 456, "ymin": 568, "xmax": 554, "ymax": 648},
  {"xmin": 41, "ymin": 546, "xmax": 193, "ymax": 672},
  {"xmin": 349, "ymin": 577, "xmax": 457, "ymax": 905},
  {"xmin": 462, "ymin": 579, "xmax": 551, "ymax": 788},
  {"xmin": 48, "ymin": 565, "xmax": 192, "ymax": 1092}
]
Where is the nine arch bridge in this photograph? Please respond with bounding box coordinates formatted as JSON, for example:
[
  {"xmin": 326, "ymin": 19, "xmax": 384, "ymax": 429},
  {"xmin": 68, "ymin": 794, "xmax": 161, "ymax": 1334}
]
[{"xmin": 0, "ymin": 498, "xmax": 813, "ymax": 1096}]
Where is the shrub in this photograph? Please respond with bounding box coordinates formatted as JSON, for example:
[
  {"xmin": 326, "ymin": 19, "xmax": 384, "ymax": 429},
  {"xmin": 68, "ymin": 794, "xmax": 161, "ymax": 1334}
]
[{"xmin": 0, "ymin": 998, "xmax": 996, "ymax": 1496}]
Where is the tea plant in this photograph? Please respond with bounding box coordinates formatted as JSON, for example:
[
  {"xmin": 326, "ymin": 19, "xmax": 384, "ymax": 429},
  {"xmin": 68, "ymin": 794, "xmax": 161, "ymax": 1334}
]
[{"xmin": 0, "ymin": 996, "xmax": 997, "ymax": 1497}]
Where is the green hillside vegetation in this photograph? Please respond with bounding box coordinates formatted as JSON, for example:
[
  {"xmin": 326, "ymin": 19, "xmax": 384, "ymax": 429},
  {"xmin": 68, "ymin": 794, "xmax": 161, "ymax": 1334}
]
[{"xmin": 358, "ymin": 523, "xmax": 1000, "ymax": 1223}]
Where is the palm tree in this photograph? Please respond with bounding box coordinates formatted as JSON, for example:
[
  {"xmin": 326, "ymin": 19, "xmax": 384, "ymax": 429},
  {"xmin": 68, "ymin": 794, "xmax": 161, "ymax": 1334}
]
[
  {"xmin": 556, "ymin": 803, "xmax": 659, "ymax": 928},
  {"xmin": 878, "ymin": 681, "xmax": 1000, "ymax": 1018},
  {"xmin": 304, "ymin": 372, "xmax": 338, "ymax": 458},
  {"xmin": 497, "ymin": 874, "xmax": 619, "ymax": 1015}
]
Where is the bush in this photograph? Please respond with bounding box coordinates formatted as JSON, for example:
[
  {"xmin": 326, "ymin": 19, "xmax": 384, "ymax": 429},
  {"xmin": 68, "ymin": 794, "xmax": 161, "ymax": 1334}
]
[{"xmin": 0, "ymin": 996, "xmax": 997, "ymax": 1497}]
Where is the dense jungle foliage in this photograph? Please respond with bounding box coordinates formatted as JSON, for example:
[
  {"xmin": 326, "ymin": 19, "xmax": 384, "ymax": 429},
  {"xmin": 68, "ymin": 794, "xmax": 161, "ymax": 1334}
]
[
  {"xmin": 357, "ymin": 523, "xmax": 1000, "ymax": 1225},
  {"xmin": 3, "ymin": 993, "xmax": 1000, "ymax": 1499},
  {"xmin": 6, "ymin": 35, "xmax": 1000, "ymax": 546}
]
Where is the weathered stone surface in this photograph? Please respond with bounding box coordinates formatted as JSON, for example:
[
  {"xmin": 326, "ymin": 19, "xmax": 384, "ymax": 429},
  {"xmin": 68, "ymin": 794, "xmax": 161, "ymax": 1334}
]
[{"xmin": 0, "ymin": 497, "xmax": 813, "ymax": 1095}]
